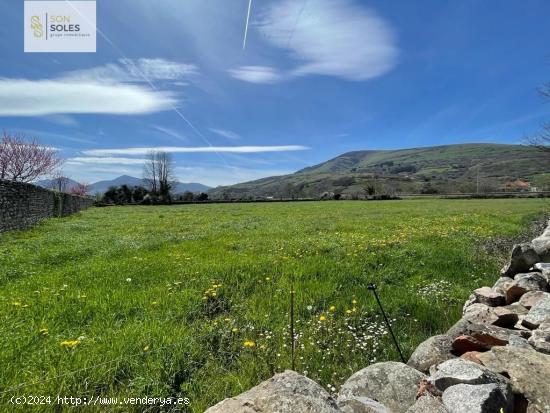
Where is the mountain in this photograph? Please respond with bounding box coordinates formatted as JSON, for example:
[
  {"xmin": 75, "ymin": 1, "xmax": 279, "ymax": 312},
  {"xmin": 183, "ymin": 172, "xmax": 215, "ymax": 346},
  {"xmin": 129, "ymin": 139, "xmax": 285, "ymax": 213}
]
[
  {"xmin": 36, "ymin": 177, "xmax": 80, "ymax": 191},
  {"xmin": 39, "ymin": 175, "xmax": 210, "ymax": 194},
  {"xmin": 210, "ymin": 143, "xmax": 550, "ymax": 198},
  {"xmin": 89, "ymin": 175, "xmax": 210, "ymax": 194}
]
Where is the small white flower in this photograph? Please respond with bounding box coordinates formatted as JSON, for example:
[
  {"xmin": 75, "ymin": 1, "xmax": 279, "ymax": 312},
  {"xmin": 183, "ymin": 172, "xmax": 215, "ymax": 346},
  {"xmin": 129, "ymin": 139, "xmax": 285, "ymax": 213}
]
[{"xmin": 126, "ymin": 278, "xmax": 132, "ymax": 282}]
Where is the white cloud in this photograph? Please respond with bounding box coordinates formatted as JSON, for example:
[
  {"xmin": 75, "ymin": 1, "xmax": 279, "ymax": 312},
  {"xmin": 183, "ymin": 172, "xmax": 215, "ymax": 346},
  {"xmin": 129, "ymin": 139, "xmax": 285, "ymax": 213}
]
[
  {"xmin": 67, "ymin": 157, "xmax": 147, "ymax": 165},
  {"xmin": 0, "ymin": 79, "xmax": 176, "ymax": 116},
  {"xmin": 62, "ymin": 58, "xmax": 198, "ymax": 83},
  {"xmin": 230, "ymin": 0, "xmax": 397, "ymax": 83},
  {"xmin": 83, "ymin": 145, "xmax": 309, "ymax": 156},
  {"xmin": 227, "ymin": 66, "xmax": 282, "ymax": 84},
  {"xmin": 209, "ymin": 128, "xmax": 241, "ymax": 140}
]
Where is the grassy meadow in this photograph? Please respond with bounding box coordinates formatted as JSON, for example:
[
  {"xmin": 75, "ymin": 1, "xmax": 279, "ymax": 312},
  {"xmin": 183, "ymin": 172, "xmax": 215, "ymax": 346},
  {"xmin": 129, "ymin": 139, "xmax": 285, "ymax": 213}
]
[{"xmin": 0, "ymin": 199, "xmax": 548, "ymax": 411}]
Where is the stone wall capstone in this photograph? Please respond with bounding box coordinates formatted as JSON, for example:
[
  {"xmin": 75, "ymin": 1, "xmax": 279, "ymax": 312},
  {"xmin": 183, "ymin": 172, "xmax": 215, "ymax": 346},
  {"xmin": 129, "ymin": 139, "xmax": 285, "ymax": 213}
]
[{"xmin": 0, "ymin": 179, "xmax": 94, "ymax": 232}]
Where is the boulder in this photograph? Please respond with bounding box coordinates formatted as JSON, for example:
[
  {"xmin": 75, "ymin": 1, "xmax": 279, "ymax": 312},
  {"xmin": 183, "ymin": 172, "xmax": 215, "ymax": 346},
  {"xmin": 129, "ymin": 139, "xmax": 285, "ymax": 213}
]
[
  {"xmin": 447, "ymin": 321, "xmax": 527, "ymax": 348},
  {"xmin": 531, "ymin": 223, "xmax": 550, "ymax": 260},
  {"xmin": 501, "ymin": 243, "xmax": 541, "ymax": 278},
  {"xmin": 504, "ymin": 273, "xmax": 547, "ymax": 304},
  {"xmin": 492, "ymin": 307, "xmax": 519, "ymax": 328},
  {"xmin": 492, "ymin": 278, "xmax": 514, "ymax": 295},
  {"xmin": 452, "ymin": 335, "xmax": 494, "ymax": 354},
  {"xmin": 407, "ymin": 335, "xmax": 455, "ymax": 374},
  {"xmin": 519, "ymin": 291, "xmax": 549, "ymax": 309},
  {"xmin": 533, "ymin": 262, "xmax": 550, "ymax": 272},
  {"xmin": 502, "ymin": 302, "xmax": 529, "ymax": 316},
  {"xmin": 337, "ymin": 396, "xmax": 389, "ymax": 413},
  {"xmin": 429, "ymin": 358, "xmax": 508, "ymax": 391},
  {"xmin": 477, "ymin": 346, "xmax": 550, "ymax": 412},
  {"xmin": 460, "ymin": 351, "xmax": 483, "ymax": 365},
  {"xmin": 338, "ymin": 362, "xmax": 425, "ymax": 413},
  {"xmin": 528, "ymin": 328, "xmax": 550, "ymax": 354},
  {"xmin": 441, "ymin": 383, "xmax": 513, "ymax": 413},
  {"xmin": 406, "ymin": 395, "xmax": 448, "ymax": 413},
  {"xmin": 204, "ymin": 370, "xmax": 340, "ymax": 413},
  {"xmin": 522, "ymin": 295, "xmax": 550, "ymax": 329},
  {"xmin": 473, "ymin": 287, "xmax": 505, "ymax": 307}
]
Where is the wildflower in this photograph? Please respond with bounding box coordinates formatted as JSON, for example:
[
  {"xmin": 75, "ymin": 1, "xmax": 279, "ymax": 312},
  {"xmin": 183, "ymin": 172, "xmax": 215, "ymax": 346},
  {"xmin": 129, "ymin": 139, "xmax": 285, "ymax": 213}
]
[
  {"xmin": 11, "ymin": 301, "xmax": 22, "ymax": 307},
  {"xmin": 143, "ymin": 345, "xmax": 150, "ymax": 352},
  {"xmin": 151, "ymin": 301, "xmax": 159, "ymax": 306},
  {"xmin": 265, "ymin": 277, "xmax": 270, "ymax": 281},
  {"xmin": 60, "ymin": 340, "xmax": 80, "ymax": 349},
  {"xmin": 39, "ymin": 328, "xmax": 49, "ymax": 336},
  {"xmin": 232, "ymin": 328, "xmax": 239, "ymax": 333},
  {"xmin": 243, "ymin": 340, "xmax": 255, "ymax": 348},
  {"xmin": 352, "ymin": 299, "xmax": 357, "ymax": 305},
  {"xmin": 329, "ymin": 306, "xmax": 336, "ymax": 312},
  {"xmin": 346, "ymin": 309, "xmax": 352, "ymax": 315},
  {"xmin": 126, "ymin": 278, "xmax": 132, "ymax": 282},
  {"xmin": 319, "ymin": 315, "xmax": 327, "ymax": 321}
]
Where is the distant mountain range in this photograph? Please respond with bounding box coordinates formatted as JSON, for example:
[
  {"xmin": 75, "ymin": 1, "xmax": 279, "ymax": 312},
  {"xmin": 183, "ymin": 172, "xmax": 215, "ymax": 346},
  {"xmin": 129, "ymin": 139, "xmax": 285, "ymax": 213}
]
[
  {"xmin": 210, "ymin": 143, "xmax": 550, "ymax": 197},
  {"xmin": 37, "ymin": 175, "xmax": 210, "ymax": 194}
]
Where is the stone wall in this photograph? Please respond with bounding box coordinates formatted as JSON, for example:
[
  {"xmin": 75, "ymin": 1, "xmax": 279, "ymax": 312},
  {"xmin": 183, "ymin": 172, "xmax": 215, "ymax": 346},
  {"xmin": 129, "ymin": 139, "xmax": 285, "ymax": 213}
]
[
  {"xmin": 206, "ymin": 220, "xmax": 550, "ymax": 413},
  {"xmin": 0, "ymin": 179, "xmax": 94, "ymax": 232}
]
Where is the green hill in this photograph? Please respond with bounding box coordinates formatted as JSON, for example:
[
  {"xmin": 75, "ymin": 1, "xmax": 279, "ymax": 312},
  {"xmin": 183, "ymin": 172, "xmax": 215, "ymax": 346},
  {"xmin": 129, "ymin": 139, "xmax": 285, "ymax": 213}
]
[{"xmin": 210, "ymin": 143, "xmax": 550, "ymax": 198}]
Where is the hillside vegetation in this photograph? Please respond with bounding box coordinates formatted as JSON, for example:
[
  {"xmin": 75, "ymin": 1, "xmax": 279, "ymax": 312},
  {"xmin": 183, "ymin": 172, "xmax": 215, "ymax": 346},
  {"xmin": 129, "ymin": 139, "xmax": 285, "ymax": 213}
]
[
  {"xmin": 0, "ymin": 199, "xmax": 547, "ymax": 411},
  {"xmin": 211, "ymin": 144, "xmax": 549, "ymax": 198}
]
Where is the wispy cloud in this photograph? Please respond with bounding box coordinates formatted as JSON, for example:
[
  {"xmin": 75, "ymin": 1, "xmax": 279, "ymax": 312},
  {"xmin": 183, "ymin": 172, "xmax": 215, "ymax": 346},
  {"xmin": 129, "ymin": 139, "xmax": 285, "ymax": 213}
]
[
  {"xmin": 67, "ymin": 157, "xmax": 147, "ymax": 165},
  {"xmin": 175, "ymin": 165, "xmax": 293, "ymax": 187},
  {"xmin": 152, "ymin": 125, "xmax": 188, "ymax": 142},
  {"xmin": 62, "ymin": 58, "xmax": 198, "ymax": 83},
  {"xmin": 229, "ymin": 0, "xmax": 397, "ymax": 83},
  {"xmin": 209, "ymin": 128, "xmax": 241, "ymax": 140},
  {"xmin": 83, "ymin": 145, "xmax": 309, "ymax": 156},
  {"xmin": 0, "ymin": 79, "xmax": 176, "ymax": 117},
  {"xmin": 227, "ymin": 66, "xmax": 282, "ymax": 84}
]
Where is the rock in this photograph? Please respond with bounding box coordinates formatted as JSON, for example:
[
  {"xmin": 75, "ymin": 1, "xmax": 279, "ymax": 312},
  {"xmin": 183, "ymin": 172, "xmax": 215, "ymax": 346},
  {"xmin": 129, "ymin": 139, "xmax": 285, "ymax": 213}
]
[
  {"xmin": 446, "ymin": 319, "xmax": 529, "ymax": 343},
  {"xmin": 503, "ymin": 302, "xmax": 529, "ymax": 316},
  {"xmin": 507, "ymin": 335, "xmax": 531, "ymax": 349},
  {"xmin": 407, "ymin": 335, "xmax": 455, "ymax": 374},
  {"xmin": 519, "ymin": 291, "xmax": 550, "ymax": 309},
  {"xmin": 338, "ymin": 396, "xmax": 389, "ymax": 413},
  {"xmin": 492, "ymin": 278, "xmax": 514, "ymax": 295},
  {"xmin": 531, "ymin": 223, "xmax": 550, "ymax": 261},
  {"xmin": 460, "ymin": 351, "xmax": 483, "ymax": 365},
  {"xmin": 429, "ymin": 358, "xmax": 508, "ymax": 391},
  {"xmin": 505, "ymin": 273, "xmax": 548, "ymax": 304},
  {"xmin": 492, "ymin": 307, "xmax": 519, "ymax": 328},
  {"xmin": 528, "ymin": 328, "xmax": 550, "ymax": 354},
  {"xmin": 477, "ymin": 346, "xmax": 550, "ymax": 413},
  {"xmin": 463, "ymin": 294, "xmax": 477, "ymax": 313},
  {"xmin": 452, "ymin": 335, "xmax": 493, "ymax": 354},
  {"xmin": 501, "ymin": 243, "xmax": 541, "ymax": 278},
  {"xmin": 441, "ymin": 383, "xmax": 513, "ymax": 413},
  {"xmin": 473, "ymin": 287, "xmax": 505, "ymax": 307},
  {"xmin": 463, "ymin": 303, "xmax": 497, "ymax": 324},
  {"xmin": 533, "ymin": 262, "xmax": 550, "ymax": 272},
  {"xmin": 338, "ymin": 362, "xmax": 425, "ymax": 413},
  {"xmin": 522, "ymin": 295, "xmax": 550, "ymax": 329},
  {"xmin": 204, "ymin": 370, "xmax": 340, "ymax": 413},
  {"xmin": 406, "ymin": 395, "xmax": 448, "ymax": 413}
]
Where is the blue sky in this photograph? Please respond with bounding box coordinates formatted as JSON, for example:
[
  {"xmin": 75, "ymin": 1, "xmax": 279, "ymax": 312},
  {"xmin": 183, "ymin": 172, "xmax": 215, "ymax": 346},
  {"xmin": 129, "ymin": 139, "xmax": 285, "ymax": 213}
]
[{"xmin": 0, "ymin": 0, "xmax": 549, "ymax": 186}]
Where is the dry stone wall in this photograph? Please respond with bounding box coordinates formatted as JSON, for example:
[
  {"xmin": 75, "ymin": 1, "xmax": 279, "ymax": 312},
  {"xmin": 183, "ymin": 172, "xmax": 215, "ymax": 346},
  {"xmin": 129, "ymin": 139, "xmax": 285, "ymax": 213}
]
[
  {"xmin": 0, "ymin": 179, "xmax": 94, "ymax": 232},
  {"xmin": 206, "ymin": 220, "xmax": 550, "ymax": 413}
]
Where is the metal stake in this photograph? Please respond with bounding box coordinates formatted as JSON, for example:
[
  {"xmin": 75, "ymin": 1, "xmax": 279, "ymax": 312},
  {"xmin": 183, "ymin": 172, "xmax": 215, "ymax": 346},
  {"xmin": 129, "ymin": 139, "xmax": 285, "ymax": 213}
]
[
  {"xmin": 290, "ymin": 276, "xmax": 296, "ymax": 371},
  {"xmin": 367, "ymin": 283, "xmax": 406, "ymax": 363}
]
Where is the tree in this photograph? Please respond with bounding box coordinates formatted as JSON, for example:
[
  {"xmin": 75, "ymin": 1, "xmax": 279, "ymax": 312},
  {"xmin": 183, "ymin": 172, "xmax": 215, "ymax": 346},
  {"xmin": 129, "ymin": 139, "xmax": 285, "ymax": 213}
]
[
  {"xmin": 526, "ymin": 82, "xmax": 550, "ymax": 153},
  {"xmin": 0, "ymin": 132, "xmax": 62, "ymax": 182},
  {"xmin": 49, "ymin": 170, "xmax": 70, "ymax": 192},
  {"xmin": 70, "ymin": 182, "xmax": 91, "ymax": 196},
  {"xmin": 143, "ymin": 151, "xmax": 176, "ymax": 202}
]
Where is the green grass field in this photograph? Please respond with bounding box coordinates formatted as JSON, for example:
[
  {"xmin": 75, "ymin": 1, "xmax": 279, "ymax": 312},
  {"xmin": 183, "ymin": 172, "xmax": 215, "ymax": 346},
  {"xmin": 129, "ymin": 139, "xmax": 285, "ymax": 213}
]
[{"xmin": 0, "ymin": 199, "xmax": 548, "ymax": 411}]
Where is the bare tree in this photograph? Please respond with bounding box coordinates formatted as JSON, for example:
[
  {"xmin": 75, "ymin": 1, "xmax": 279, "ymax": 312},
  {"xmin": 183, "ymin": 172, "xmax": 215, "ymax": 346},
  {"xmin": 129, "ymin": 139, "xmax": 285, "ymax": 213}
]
[
  {"xmin": 0, "ymin": 132, "xmax": 63, "ymax": 182},
  {"xmin": 143, "ymin": 151, "xmax": 176, "ymax": 201},
  {"xmin": 526, "ymin": 82, "xmax": 550, "ymax": 153},
  {"xmin": 49, "ymin": 170, "xmax": 70, "ymax": 192},
  {"xmin": 70, "ymin": 182, "xmax": 91, "ymax": 196}
]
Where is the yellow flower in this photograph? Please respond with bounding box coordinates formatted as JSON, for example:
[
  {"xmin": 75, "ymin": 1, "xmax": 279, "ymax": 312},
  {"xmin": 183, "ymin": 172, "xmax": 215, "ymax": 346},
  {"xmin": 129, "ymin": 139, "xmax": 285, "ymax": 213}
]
[
  {"xmin": 352, "ymin": 299, "xmax": 357, "ymax": 304},
  {"xmin": 151, "ymin": 301, "xmax": 159, "ymax": 306},
  {"xmin": 143, "ymin": 345, "xmax": 150, "ymax": 352},
  {"xmin": 60, "ymin": 340, "xmax": 80, "ymax": 349},
  {"xmin": 243, "ymin": 340, "xmax": 255, "ymax": 348},
  {"xmin": 329, "ymin": 306, "xmax": 336, "ymax": 312},
  {"xmin": 265, "ymin": 277, "xmax": 270, "ymax": 281},
  {"xmin": 232, "ymin": 327, "xmax": 239, "ymax": 333},
  {"xmin": 11, "ymin": 301, "xmax": 22, "ymax": 307},
  {"xmin": 345, "ymin": 309, "xmax": 352, "ymax": 315},
  {"xmin": 319, "ymin": 315, "xmax": 327, "ymax": 321},
  {"xmin": 39, "ymin": 328, "xmax": 49, "ymax": 336}
]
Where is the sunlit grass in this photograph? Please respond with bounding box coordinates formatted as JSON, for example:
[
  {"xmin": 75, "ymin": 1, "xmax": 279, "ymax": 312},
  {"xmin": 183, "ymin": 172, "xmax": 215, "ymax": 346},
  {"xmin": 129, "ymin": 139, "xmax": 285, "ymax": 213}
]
[{"xmin": 0, "ymin": 199, "xmax": 547, "ymax": 411}]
